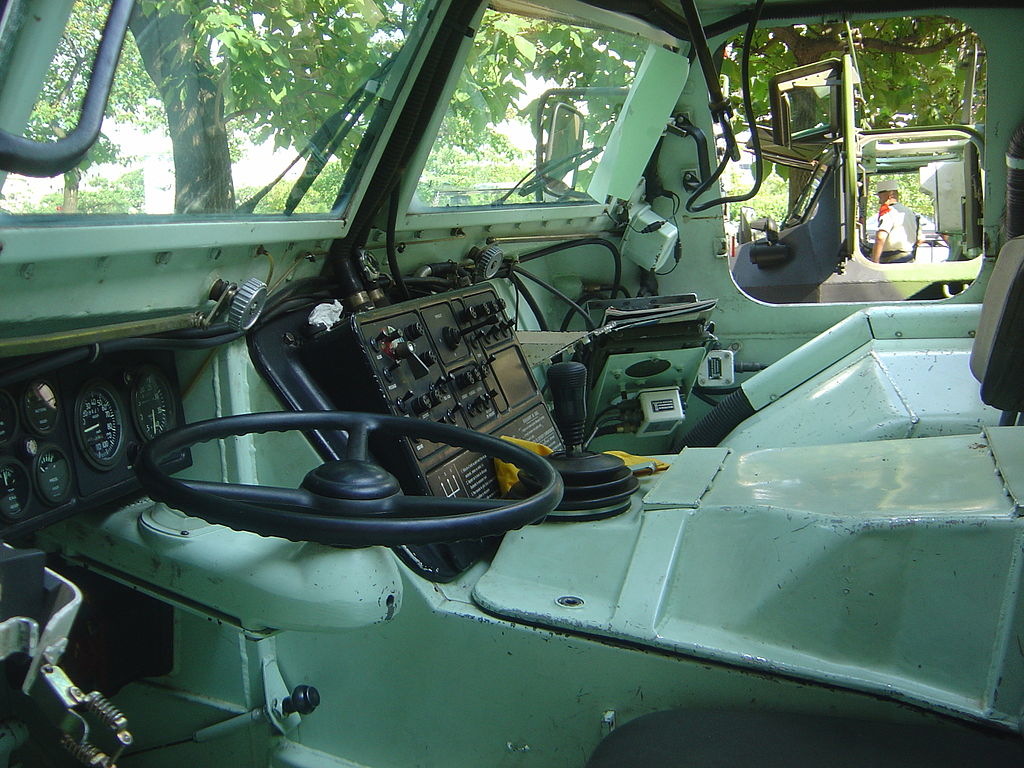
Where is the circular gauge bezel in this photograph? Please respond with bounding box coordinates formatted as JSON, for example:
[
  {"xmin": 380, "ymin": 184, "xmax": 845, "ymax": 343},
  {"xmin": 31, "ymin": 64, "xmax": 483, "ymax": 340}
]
[
  {"xmin": 130, "ymin": 366, "xmax": 178, "ymax": 443},
  {"xmin": 0, "ymin": 390, "xmax": 18, "ymax": 449},
  {"xmin": 33, "ymin": 444, "xmax": 72, "ymax": 506},
  {"xmin": 74, "ymin": 380, "xmax": 126, "ymax": 470},
  {"xmin": 22, "ymin": 379, "xmax": 59, "ymax": 436},
  {"xmin": 0, "ymin": 457, "xmax": 30, "ymax": 521}
]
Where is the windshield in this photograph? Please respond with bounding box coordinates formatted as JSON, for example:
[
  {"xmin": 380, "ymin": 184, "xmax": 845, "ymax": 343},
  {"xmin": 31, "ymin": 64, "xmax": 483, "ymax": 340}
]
[
  {"xmin": 1, "ymin": 0, "xmax": 430, "ymax": 219},
  {"xmin": 415, "ymin": 8, "xmax": 649, "ymax": 209}
]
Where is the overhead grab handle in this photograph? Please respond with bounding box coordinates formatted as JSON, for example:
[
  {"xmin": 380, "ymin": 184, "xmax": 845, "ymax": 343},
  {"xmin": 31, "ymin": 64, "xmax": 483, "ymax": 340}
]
[{"xmin": 0, "ymin": 0, "xmax": 132, "ymax": 177}]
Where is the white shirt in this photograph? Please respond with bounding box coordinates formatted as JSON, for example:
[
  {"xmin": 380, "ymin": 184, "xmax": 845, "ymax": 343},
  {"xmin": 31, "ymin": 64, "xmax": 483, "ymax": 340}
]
[{"xmin": 876, "ymin": 202, "xmax": 917, "ymax": 253}]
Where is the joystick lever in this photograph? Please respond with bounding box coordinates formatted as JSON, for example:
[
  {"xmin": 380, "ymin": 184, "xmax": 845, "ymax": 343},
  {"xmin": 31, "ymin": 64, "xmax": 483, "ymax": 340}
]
[
  {"xmin": 547, "ymin": 361, "xmax": 588, "ymax": 455},
  {"xmin": 509, "ymin": 360, "xmax": 638, "ymax": 521}
]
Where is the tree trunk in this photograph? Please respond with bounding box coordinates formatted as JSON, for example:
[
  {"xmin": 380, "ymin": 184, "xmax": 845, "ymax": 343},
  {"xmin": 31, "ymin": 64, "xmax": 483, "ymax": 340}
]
[
  {"xmin": 129, "ymin": 6, "xmax": 234, "ymax": 214},
  {"xmin": 61, "ymin": 168, "xmax": 80, "ymax": 213}
]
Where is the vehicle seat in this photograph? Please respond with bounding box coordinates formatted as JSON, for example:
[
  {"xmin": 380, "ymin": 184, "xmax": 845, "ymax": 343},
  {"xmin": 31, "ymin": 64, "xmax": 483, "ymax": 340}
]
[
  {"xmin": 585, "ymin": 709, "xmax": 1024, "ymax": 767},
  {"xmin": 971, "ymin": 235, "xmax": 1024, "ymax": 410}
]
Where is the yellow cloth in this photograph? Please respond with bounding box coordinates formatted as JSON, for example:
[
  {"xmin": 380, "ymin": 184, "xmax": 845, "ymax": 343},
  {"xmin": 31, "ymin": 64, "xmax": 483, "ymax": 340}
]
[{"xmin": 494, "ymin": 437, "xmax": 669, "ymax": 495}]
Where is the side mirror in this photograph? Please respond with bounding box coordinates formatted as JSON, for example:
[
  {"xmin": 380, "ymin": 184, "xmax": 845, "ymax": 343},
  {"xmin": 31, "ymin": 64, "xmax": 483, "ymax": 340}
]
[
  {"xmin": 533, "ymin": 98, "xmax": 587, "ymax": 199},
  {"xmin": 768, "ymin": 58, "xmax": 842, "ymax": 148}
]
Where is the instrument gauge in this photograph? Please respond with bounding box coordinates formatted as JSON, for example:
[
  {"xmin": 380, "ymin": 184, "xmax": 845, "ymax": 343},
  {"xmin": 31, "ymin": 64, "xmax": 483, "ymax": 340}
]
[
  {"xmin": 23, "ymin": 380, "xmax": 59, "ymax": 435},
  {"xmin": 0, "ymin": 459, "xmax": 30, "ymax": 521},
  {"xmin": 34, "ymin": 446, "xmax": 72, "ymax": 506},
  {"xmin": 75, "ymin": 382, "xmax": 125, "ymax": 470},
  {"xmin": 0, "ymin": 391, "xmax": 18, "ymax": 448},
  {"xmin": 130, "ymin": 367, "xmax": 177, "ymax": 442}
]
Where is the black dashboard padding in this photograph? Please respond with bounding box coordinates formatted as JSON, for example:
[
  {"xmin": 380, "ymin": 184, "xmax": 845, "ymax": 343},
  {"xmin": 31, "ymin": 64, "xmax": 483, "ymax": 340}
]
[{"xmin": 0, "ymin": 547, "xmax": 46, "ymax": 623}]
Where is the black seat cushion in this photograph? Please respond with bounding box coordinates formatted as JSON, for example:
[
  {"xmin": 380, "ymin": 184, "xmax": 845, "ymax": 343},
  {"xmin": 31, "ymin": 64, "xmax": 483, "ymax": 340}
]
[{"xmin": 585, "ymin": 709, "xmax": 1024, "ymax": 767}]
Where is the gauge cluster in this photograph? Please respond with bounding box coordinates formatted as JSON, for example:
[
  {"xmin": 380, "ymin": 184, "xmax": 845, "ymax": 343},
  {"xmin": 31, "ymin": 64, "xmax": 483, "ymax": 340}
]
[{"xmin": 0, "ymin": 353, "xmax": 188, "ymax": 540}]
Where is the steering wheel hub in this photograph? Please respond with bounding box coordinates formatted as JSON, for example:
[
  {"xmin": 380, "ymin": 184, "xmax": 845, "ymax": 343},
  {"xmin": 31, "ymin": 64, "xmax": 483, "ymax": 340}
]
[{"xmin": 301, "ymin": 460, "xmax": 402, "ymax": 503}]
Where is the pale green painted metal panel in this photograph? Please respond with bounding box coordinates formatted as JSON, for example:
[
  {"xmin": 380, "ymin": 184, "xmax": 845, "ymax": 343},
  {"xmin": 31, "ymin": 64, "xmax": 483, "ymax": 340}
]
[
  {"xmin": 475, "ymin": 432, "xmax": 1024, "ymax": 726},
  {"xmin": 643, "ymin": 447, "xmax": 727, "ymax": 508},
  {"xmin": 587, "ymin": 45, "xmax": 690, "ymax": 202}
]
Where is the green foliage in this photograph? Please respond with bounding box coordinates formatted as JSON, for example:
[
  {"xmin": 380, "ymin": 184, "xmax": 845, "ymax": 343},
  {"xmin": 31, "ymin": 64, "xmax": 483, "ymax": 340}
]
[
  {"xmin": 12, "ymin": 169, "xmax": 144, "ymax": 214},
  {"xmin": 720, "ymin": 17, "xmax": 985, "ymax": 131}
]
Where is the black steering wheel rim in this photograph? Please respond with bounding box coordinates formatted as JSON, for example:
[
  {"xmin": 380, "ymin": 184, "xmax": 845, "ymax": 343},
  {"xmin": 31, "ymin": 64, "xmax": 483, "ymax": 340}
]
[{"xmin": 137, "ymin": 411, "xmax": 562, "ymax": 547}]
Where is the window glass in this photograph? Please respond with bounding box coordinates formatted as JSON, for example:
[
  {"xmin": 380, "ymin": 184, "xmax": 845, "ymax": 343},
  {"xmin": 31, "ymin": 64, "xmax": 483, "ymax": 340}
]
[
  {"xmin": 722, "ymin": 16, "xmax": 986, "ymax": 303},
  {"xmin": 2, "ymin": 0, "xmax": 428, "ymax": 218},
  {"xmin": 415, "ymin": 9, "xmax": 649, "ymax": 209}
]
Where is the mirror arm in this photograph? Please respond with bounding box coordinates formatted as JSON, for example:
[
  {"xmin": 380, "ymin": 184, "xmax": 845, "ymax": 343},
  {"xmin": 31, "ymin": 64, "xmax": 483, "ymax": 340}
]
[{"xmin": 0, "ymin": 0, "xmax": 132, "ymax": 177}]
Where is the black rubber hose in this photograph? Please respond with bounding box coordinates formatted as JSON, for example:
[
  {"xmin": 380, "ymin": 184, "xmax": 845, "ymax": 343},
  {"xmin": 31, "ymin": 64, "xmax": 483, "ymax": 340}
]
[
  {"xmin": 1006, "ymin": 122, "xmax": 1024, "ymax": 238},
  {"xmin": 0, "ymin": 329, "xmax": 241, "ymax": 389},
  {"xmin": 508, "ymin": 272, "xmax": 550, "ymax": 331},
  {"xmin": 510, "ymin": 267, "xmax": 595, "ymax": 331},
  {"xmin": 675, "ymin": 387, "xmax": 755, "ymax": 448},
  {"xmin": 518, "ymin": 238, "xmax": 623, "ymax": 301},
  {"xmin": 327, "ymin": 0, "xmax": 477, "ymax": 287},
  {"xmin": 387, "ymin": 185, "xmax": 410, "ymax": 300}
]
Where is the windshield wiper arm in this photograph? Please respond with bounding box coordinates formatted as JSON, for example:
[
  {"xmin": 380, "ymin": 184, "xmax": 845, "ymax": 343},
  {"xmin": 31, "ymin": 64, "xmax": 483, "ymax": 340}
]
[
  {"xmin": 235, "ymin": 60, "xmax": 393, "ymax": 215},
  {"xmin": 491, "ymin": 146, "xmax": 603, "ymax": 206}
]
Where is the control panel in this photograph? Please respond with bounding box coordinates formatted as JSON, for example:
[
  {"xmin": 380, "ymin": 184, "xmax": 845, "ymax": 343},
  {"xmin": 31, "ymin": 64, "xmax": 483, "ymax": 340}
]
[
  {"xmin": 299, "ymin": 286, "xmax": 560, "ymax": 497},
  {"xmin": 0, "ymin": 353, "xmax": 189, "ymax": 541}
]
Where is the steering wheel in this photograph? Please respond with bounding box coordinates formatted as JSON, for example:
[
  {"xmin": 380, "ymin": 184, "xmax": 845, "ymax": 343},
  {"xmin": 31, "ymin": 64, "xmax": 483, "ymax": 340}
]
[{"xmin": 137, "ymin": 411, "xmax": 562, "ymax": 547}]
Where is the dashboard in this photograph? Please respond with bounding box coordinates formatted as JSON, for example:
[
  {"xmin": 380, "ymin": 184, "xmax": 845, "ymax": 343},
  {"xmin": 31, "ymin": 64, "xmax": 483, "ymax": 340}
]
[{"xmin": 0, "ymin": 353, "xmax": 189, "ymax": 541}]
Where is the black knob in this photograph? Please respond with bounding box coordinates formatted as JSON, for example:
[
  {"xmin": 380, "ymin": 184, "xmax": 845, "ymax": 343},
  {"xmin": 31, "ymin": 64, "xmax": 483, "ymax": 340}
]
[
  {"xmin": 282, "ymin": 685, "xmax": 321, "ymax": 716},
  {"xmin": 442, "ymin": 326, "xmax": 462, "ymax": 350},
  {"xmin": 548, "ymin": 361, "xmax": 588, "ymax": 453}
]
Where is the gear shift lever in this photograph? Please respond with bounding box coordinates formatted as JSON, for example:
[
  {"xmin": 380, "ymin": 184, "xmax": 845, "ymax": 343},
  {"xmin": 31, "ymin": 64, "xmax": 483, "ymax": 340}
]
[
  {"xmin": 510, "ymin": 361, "xmax": 638, "ymax": 521},
  {"xmin": 547, "ymin": 362, "xmax": 588, "ymax": 454}
]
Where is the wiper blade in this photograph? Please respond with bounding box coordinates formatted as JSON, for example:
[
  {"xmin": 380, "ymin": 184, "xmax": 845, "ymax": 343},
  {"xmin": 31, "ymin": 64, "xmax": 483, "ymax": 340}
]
[
  {"xmin": 235, "ymin": 59, "xmax": 393, "ymax": 215},
  {"xmin": 491, "ymin": 145, "xmax": 602, "ymax": 206}
]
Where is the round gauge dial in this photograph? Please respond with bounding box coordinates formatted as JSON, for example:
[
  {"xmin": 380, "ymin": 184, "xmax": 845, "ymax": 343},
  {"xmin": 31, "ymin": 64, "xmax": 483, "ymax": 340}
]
[
  {"xmin": 23, "ymin": 380, "xmax": 59, "ymax": 435},
  {"xmin": 34, "ymin": 446, "xmax": 72, "ymax": 506},
  {"xmin": 0, "ymin": 391, "xmax": 18, "ymax": 448},
  {"xmin": 0, "ymin": 459, "xmax": 30, "ymax": 521},
  {"xmin": 75, "ymin": 382, "xmax": 125, "ymax": 470},
  {"xmin": 130, "ymin": 367, "xmax": 177, "ymax": 442}
]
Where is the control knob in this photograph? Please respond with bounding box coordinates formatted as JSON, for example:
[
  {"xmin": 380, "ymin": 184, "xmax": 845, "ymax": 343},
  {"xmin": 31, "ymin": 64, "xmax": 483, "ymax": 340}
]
[{"xmin": 442, "ymin": 326, "xmax": 462, "ymax": 350}]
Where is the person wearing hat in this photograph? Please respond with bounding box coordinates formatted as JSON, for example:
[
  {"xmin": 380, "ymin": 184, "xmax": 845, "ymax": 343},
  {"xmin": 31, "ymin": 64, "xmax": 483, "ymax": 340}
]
[{"xmin": 871, "ymin": 178, "xmax": 919, "ymax": 263}]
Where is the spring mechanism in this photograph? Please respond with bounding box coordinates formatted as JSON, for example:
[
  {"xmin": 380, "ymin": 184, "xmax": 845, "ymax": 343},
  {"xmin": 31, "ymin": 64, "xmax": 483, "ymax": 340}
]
[
  {"xmin": 60, "ymin": 733, "xmax": 113, "ymax": 767},
  {"xmin": 80, "ymin": 692, "xmax": 129, "ymax": 733}
]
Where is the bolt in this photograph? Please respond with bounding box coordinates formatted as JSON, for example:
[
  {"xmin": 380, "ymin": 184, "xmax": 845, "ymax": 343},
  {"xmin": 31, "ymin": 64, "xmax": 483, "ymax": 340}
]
[
  {"xmin": 155, "ymin": 251, "xmax": 171, "ymax": 265},
  {"xmin": 19, "ymin": 263, "xmax": 33, "ymax": 280}
]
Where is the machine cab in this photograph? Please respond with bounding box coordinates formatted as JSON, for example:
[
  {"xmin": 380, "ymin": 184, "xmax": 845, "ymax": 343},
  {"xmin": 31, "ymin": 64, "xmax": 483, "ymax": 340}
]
[{"xmin": 0, "ymin": 1, "xmax": 1022, "ymax": 766}]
